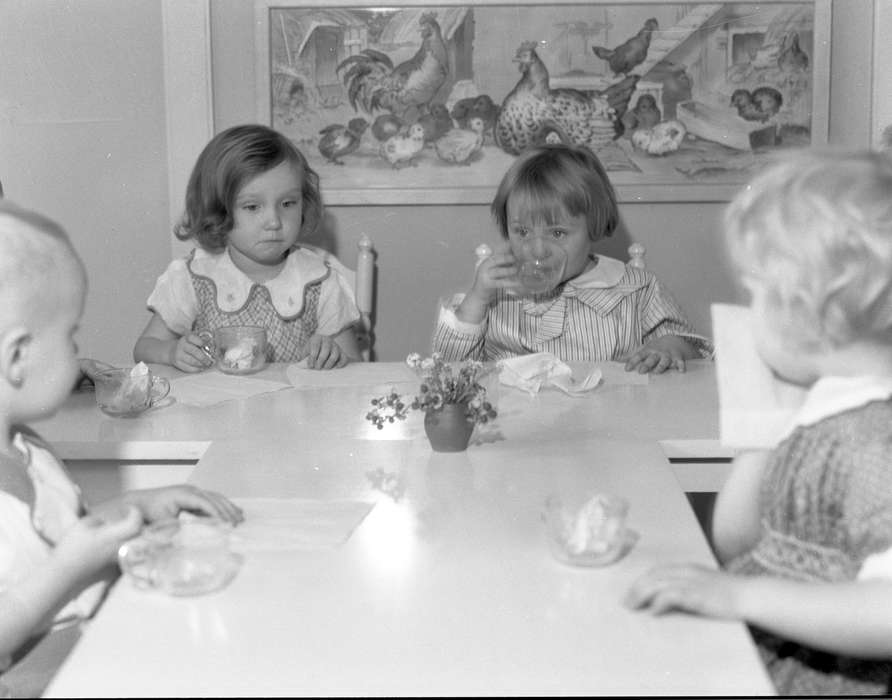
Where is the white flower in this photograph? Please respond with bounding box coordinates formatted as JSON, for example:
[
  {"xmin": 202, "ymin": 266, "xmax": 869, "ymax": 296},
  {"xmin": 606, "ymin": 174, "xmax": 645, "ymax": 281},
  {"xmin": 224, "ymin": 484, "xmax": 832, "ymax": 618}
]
[
  {"xmin": 406, "ymin": 352, "xmax": 422, "ymax": 369},
  {"xmin": 421, "ymin": 358, "xmax": 436, "ymax": 372}
]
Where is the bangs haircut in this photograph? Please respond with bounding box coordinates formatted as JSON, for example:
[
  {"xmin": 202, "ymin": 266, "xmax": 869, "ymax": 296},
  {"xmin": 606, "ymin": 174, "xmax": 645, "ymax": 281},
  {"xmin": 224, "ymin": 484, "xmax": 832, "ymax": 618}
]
[
  {"xmin": 176, "ymin": 124, "xmax": 323, "ymax": 252},
  {"xmin": 725, "ymin": 149, "xmax": 892, "ymax": 350},
  {"xmin": 492, "ymin": 144, "xmax": 618, "ymax": 240}
]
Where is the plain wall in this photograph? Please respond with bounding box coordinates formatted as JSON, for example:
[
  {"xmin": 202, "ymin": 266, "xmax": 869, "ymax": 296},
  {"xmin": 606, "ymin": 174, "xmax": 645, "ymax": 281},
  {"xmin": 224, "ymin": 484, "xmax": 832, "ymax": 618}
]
[{"xmin": 0, "ymin": 0, "xmax": 880, "ymax": 363}]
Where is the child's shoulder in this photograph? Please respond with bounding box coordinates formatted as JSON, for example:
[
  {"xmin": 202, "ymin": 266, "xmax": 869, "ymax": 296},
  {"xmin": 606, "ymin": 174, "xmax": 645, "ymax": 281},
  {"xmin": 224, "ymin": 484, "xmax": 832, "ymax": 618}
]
[{"xmin": 290, "ymin": 245, "xmax": 353, "ymax": 282}]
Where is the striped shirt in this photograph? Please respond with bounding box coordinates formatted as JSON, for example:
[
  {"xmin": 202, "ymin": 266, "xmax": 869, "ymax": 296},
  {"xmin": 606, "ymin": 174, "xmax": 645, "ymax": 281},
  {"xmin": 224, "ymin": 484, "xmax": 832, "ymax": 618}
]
[{"xmin": 432, "ymin": 255, "xmax": 712, "ymax": 362}]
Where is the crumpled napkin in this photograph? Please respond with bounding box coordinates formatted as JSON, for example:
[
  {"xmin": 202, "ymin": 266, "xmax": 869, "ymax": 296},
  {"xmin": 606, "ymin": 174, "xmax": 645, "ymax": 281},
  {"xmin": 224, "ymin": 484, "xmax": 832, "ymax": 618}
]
[{"xmin": 498, "ymin": 353, "xmax": 602, "ymax": 397}]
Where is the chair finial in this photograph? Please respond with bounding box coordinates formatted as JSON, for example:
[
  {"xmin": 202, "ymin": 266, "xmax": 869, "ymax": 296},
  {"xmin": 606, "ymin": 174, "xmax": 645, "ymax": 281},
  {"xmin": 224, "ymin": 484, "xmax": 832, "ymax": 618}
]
[{"xmin": 628, "ymin": 243, "xmax": 646, "ymax": 270}]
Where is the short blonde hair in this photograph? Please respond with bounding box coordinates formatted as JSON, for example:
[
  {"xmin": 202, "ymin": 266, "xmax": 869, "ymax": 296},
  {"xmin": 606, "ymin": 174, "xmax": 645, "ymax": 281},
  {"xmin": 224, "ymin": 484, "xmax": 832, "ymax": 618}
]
[
  {"xmin": 0, "ymin": 200, "xmax": 83, "ymax": 325},
  {"xmin": 724, "ymin": 149, "xmax": 892, "ymax": 350}
]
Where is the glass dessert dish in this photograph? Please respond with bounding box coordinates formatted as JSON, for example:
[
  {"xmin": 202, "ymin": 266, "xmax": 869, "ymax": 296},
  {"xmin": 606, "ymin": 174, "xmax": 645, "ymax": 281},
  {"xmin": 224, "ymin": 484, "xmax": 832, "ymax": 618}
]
[
  {"xmin": 544, "ymin": 493, "xmax": 638, "ymax": 567},
  {"xmin": 93, "ymin": 363, "xmax": 170, "ymax": 417},
  {"xmin": 213, "ymin": 325, "xmax": 269, "ymax": 375}
]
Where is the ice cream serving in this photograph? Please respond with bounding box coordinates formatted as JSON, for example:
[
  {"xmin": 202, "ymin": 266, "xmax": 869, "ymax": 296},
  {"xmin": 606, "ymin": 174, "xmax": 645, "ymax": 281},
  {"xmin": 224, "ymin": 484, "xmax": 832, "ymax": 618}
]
[
  {"xmin": 94, "ymin": 362, "xmax": 170, "ymax": 417},
  {"xmin": 544, "ymin": 493, "xmax": 638, "ymax": 566},
  {"xmin": 213, "ymin": 326, "xmax": 268, "ymax": 374}
]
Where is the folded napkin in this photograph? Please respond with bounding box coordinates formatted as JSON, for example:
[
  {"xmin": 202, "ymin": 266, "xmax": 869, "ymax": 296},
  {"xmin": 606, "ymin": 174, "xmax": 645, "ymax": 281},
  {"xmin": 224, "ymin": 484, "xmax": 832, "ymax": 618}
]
[
  {"xmin": 229, "ymin": 498, "xmax": 375, "ymax": 552},
  {"xmin": 169, "ymin": 371, "xmax": 291, "ymax": 407},
  {"xmin": 498, "ymin": 353, "xmax": 602, "ymax": 397}
]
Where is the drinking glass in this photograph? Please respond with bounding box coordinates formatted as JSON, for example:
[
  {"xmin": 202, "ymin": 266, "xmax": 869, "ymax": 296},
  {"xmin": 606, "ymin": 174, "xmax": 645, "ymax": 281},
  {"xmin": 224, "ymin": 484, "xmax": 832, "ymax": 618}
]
[{"xmin": 510, "ymin": 237, "xmax": 568, "ymax": 297}]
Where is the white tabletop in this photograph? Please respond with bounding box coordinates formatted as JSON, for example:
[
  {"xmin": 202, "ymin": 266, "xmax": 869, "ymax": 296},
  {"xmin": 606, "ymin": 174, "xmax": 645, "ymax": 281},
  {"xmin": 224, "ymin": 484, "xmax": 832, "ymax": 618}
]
[
  {"xmin": 45, "ymin": 435, "xmax": 773, "ymax": 697},
  {"xmin": 33, "ymin": 360, "xmax": 730, "ymax": 461}
]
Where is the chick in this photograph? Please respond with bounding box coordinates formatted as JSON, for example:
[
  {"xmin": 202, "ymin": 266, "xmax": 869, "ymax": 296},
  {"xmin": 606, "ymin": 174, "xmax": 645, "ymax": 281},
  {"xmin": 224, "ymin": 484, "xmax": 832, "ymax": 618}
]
[
  {"xmin": 318, "ymin": 118, "xmax": 368, "ymax": 165},
  {"xmin": 379, "ymin": 123, "xmax": 426, "ymax": 169},
  {"xmin": 731, "ymin": 87, "xmax": 782, "ymax": 122},
  {"xmin": 621, "ymin": 94, "xmax": 661, "ymax": 134},
  {"xmin": 417, "ymin": 103, "xmax": 454, "ymax": 144},
  {"xmin": 434, "ymin": 117, "xmax": 486, "ymax": 165},
  {"xmin": 371, "ymin": 113, "xmax": 403, "ymax": 142},
  {"xmin": 630, "ymin": 119, "xmax": 686, "ymax": 156}
]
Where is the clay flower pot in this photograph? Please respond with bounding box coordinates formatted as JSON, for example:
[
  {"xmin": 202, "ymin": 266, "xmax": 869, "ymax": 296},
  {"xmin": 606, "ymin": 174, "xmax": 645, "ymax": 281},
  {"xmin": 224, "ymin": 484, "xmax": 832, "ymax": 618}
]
[{"xmin": 423, "ymin": 402, "xmax": 474, "ymax": 452}]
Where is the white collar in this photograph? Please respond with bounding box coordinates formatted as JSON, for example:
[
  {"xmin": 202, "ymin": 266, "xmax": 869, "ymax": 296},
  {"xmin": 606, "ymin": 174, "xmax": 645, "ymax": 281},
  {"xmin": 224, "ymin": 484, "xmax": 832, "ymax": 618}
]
[
  {"xmin": 783, "ymin": 375, "xmax": 892, "ymax": 436},
  {"xmin": 189, "ymin": 247, "xmax": 330, "ymax": 315},
  {"xmin": 566, "ymin": 255, "xmax": 627, "ymax": 290}
]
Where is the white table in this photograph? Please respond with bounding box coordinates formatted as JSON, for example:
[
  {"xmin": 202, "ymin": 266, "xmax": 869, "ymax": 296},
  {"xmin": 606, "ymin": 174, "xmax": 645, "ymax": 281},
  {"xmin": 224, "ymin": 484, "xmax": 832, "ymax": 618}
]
[{"xmin": 45, "ymin": 435, "xmax": 772, "ymax": 697}]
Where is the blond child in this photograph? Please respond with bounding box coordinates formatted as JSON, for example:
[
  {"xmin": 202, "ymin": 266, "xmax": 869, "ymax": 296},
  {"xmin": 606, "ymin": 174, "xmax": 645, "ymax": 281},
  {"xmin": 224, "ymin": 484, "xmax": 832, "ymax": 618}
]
[
  {"xmin": 625, "ymin": 150, "xmax": 892, "ymax": 695},
  {"xmin": 0, "ymin": 201, "xmax": 243, "ymax": 684},
  {"xmin": 432, "ymin": 144, "xmax": 711, "ymax": 373},
  {"xmin": 134, "ymin": 124, "xmax": 361, "ymax": 371}
]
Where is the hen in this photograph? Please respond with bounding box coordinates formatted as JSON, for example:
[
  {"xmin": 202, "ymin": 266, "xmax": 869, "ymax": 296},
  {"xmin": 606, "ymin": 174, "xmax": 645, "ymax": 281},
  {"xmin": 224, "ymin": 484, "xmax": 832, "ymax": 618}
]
[
  {"xmin": 337, "ymin": 12, "xmax": 448, "ymax": 122},
  {"xmin": 592, "ymin": 18, "xmax": 658, "ymax": 77},
  {"xmin": 494, "ymin": 41, "xmax": 633, "ymax": 156}
]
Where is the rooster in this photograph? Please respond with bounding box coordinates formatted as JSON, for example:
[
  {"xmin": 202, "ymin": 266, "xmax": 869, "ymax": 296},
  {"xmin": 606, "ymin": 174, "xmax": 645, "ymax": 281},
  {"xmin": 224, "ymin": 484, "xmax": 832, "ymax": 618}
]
[
  {"xmin": 494, "ymin": 41, "xmax": 637, "ymax": 156},
  {"xmin": 592, "ymin": 18, "xmax": 658, "ymax": 77},
  {"xmin": 337, "ymin": 12, "xmax": 449, "ymax": 122}
]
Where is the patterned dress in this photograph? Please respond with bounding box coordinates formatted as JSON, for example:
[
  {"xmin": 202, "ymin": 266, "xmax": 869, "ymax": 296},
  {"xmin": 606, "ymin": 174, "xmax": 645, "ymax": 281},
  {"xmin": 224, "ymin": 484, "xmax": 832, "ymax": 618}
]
[
  {"xmin": 432, "ymin": 255, "xmax": 712, "ymax": 362},
  {"xmin": 728, "ymin": 399, "xmax": 892, "ymax": 695},
  {"xmin": 147, "ymin": 247, "xmax": 360, "ymax": 363}
]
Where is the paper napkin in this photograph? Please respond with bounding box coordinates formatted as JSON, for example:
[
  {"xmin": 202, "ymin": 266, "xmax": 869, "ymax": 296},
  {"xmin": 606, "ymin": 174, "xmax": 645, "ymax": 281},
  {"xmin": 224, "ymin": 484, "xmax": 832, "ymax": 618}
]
[
  {"xmin": 228, "ymin": 498, "xmax": 375, "ymax": 551},
  {"xmin": 498, "ymin": 353, "xmax": 603, "ymax": 397},
  {"xmin": 169, "ymin": 372, "xmax": 291, "ymax": 407},
  {"xmin": 712, "ymin": 303, "xmax": 807, "ymax": 449}
]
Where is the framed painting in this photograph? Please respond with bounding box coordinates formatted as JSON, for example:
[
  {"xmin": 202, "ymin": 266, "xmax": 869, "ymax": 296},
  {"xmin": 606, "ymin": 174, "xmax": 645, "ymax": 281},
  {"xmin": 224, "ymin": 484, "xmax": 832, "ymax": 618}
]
[
  {"xmin": 873, "ymin": 0, "xmax": 892, "ymax": 155},
  {"xmin": 254, "ymin": 0, "xmax": 831, "ymax": 204}
]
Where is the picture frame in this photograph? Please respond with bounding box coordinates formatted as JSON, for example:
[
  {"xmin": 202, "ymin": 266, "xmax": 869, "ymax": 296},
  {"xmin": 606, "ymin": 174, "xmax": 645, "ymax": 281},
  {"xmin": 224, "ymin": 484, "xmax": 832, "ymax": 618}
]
[
  {"xmin": 254, "ymin": 0, "xmax": 831, "ymax": 204},
  {"xmin": 872, "ymin": 0, "xmax": 892, "ymax": 154}
]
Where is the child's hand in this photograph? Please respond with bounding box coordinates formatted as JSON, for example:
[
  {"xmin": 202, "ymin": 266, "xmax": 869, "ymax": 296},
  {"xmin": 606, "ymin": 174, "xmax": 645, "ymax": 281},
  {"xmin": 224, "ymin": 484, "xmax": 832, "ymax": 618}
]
[
  {"xmin": 53, "ymin": 506, "xmax": 144, "ymax": 576},
  {"xmin": 118, "ymin": 485, "xmax": 244, "ymax": 525},
  {"xmin": 624, "ymin": 562, "xmax": 746, "ymax": 620},
  {"xmin": 171, "ymin": 333, "xmax": 215, "ymax": 372},
  {"xmin": 622, "ymin": 335, "xmax": 696, "ymax": 374},
  {"xmin": 468, "ymin": 248, "xmax": 519, "ymax": 305},
  {"xmin": 302, "ymin": 334, "xmax": 349, "ymax": 370}
]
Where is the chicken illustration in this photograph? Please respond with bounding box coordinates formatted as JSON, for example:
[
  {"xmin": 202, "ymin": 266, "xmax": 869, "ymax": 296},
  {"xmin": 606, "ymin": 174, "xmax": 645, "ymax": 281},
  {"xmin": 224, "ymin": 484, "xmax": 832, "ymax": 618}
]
[
  {"xmin": 417, "ymin": 102, "xmax": 454, "ymax": 144},
  {"xmin": 337, "ymin": 12, "xmax": 449, "ymax": 122},
  {"xmin": 592, "ymin": 18, "xmax": 658, "ymax": 77},
  {"xmin": 630, "ymin": 119, "xmax": 686, "ymax": 156},
  {"xmin": 731, "ymin": 87, "xmax": 783, "ymax": 122},
  {"xmin": 494, "ymin": 41, "xmax": 635, "ymax": 156},
  {"xmin": 371, "ymin": 113, "xmax": 404, "ymax": 142},
  {"xmin": 435, "ymin": 116, "xmax": 486, "ymax": 165},
  {"xmin": 621, "ymin": 94, "xmax": 661, "ymax": 134},
  {"xmin": 451, "ymin": 94, "xmax": 498, "ymax": 134},
  {"xmin": 777, "ymin": 32, "xmax": 809, "ymax": 73},
  {"xmin": 317, "ymin": 118, "xmax": 368, "ymax": 165},
  {"xmin": 379, "ymin": 123, "xmax": 426, "ymax": 169}
]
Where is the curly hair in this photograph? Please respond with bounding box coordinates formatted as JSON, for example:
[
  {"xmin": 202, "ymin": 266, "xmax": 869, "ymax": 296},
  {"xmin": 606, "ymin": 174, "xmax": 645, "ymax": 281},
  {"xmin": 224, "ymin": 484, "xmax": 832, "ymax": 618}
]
[
  {"xmin": 724, "ymin": 148, "xmax": 892, "ymax": 350},
  {"xmin": 491, "ymin": 143, "xmax": 618, "ymax": 242},
  {"xmin": 176, "ymin": 124, "xmax": 323, "ymax": 252}
]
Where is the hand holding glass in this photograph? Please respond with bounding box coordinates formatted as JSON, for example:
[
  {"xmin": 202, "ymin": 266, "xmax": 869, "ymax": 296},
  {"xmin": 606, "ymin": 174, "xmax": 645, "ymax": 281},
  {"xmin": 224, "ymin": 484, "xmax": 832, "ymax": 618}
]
[{"xmin": 509, "ymin": 237, "xmax": 568, "ymax": 297}]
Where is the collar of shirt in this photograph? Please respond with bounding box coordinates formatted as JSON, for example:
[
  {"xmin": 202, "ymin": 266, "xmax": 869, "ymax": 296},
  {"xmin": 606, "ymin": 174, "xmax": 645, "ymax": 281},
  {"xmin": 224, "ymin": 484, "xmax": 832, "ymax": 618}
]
[
  {"xmin": 189, "ymin": 246, "xmax": 330, "ymax": 316},
  {"xmin": 521, "ymin": 255, "xmax": 644, "ymax": 317},
  {"xmin": 781, "ymin": 375, "xmax": 892, "ymax": 438}
]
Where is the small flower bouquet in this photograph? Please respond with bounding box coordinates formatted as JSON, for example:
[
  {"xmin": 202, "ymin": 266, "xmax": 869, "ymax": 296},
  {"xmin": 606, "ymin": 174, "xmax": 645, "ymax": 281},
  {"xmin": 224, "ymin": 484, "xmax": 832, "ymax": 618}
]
[{"xmin": 366, "ymin": 353, "xmax": 497, "ymax": 437}]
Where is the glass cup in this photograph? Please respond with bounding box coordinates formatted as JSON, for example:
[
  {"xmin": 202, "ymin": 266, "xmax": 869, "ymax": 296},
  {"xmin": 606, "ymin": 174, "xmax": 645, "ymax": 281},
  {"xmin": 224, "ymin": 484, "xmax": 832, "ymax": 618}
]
[
  {"xmin": 212, "ymin": 325, "xmax": 269, "ymax": 375},
  {"xmin": 509, "ymin": 237, "xmax": 568, "ymax": 297},
  {"xmin": 118, "ymin": 517, "xmax": 242, "ymax": 596},
  {"xmin": 94, "ymin": 367, "xmax": 170, "ymax": 417},
  {"xmin": 543, "ymin": 493, "xmax": 638, "ymax": 567}
]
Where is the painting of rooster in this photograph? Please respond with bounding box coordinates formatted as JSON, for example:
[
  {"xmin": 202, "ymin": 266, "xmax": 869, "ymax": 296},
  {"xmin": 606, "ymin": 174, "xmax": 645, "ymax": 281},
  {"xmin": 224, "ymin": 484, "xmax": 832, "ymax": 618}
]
[{"xmin": 260, "ymin": 3, "xmax": 823, "ymax": 204}]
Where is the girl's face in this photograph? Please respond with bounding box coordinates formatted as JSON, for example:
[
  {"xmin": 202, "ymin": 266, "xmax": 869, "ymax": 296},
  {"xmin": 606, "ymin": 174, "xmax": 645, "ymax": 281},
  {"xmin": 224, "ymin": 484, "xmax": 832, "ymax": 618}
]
[
  {"xmin": 505, "ymin": 195, "xmax": 593, "ymax": 284},
  {"xmin": 227, "ymin": 161, "xmax": 304, "ymax": 276}
]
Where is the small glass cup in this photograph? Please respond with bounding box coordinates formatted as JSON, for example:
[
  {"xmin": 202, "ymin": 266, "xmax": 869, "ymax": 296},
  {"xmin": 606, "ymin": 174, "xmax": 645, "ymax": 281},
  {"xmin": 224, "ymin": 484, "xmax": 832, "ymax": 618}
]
[
  {"xmin": 509, "ymin": 238, "xmax": 568, "ymax": 297},
  {"xmin": 213, "ymin": 325, "xmax": 268, "ymax": 375},
  {"xmin": 118, "ymin": 517, "xmax": 242, "ymax": 597},
  {"xmin": 543, "ymin": 493, "xmax": 638, "ymax": 567},
  {"xmin": 94, "ymin": 367, "xmax": 170, "ymax": 417}
]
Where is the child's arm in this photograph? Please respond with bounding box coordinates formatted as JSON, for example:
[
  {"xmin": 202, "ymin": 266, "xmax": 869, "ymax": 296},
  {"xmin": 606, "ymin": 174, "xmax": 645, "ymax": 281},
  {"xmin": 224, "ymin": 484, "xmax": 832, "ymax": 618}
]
[
  {"xmin": 301, "ymin": 326, "xmax": 361, "ymax": 370},
  {"xmin": 622, "ymin": 335, "xmax": 701, "ymax": 374},
  {"xmin": 133, "ymin": 313, "xmax": 213, "ymax": 373},
  {"xmin": 625, "ymin": 564, "xmax": 892, "ymax": 658},
  {"xmin": 0, "ymin": 508, "xmax": 142, "ymax": 661},
  {"xmin": 711, "ymin": 449, "xmax": 769, "ymax": 564},
  {"xmin": 93, "ymin": 484, "xmax": 244, "ymax": 526}
]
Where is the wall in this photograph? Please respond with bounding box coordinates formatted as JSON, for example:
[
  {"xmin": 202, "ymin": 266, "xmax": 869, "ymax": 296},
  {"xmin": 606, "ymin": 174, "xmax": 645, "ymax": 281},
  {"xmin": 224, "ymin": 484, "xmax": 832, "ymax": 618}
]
[
  {"xmin": 0, "ymin": 0, "xmax": 170, "ymax": 365},
  {"xmin": 0, "ymin": 1, "xmax": 879, "ymax": 364}
]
